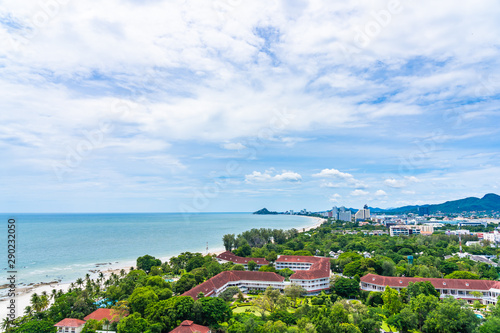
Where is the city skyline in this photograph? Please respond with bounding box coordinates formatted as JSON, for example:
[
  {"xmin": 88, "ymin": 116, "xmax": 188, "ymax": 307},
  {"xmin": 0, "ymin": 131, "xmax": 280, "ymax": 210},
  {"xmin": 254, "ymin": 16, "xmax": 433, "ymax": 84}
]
[{"xmin": 1, "ymin": 0, "xmax": 500, "ymax": 213}]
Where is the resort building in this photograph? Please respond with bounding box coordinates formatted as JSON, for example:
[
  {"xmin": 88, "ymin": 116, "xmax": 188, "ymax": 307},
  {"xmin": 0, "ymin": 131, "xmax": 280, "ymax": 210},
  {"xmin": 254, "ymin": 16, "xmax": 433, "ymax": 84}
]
[
  {"xmin": 169, "ymin": 320, "xmax": 211, "ymax": 333},
  {"xmin": 275, "ymin": 255, "xmax": 331, "ymax": 293},
  {"xmin": 182, "ymin": 271, "xmax": 285, "ymax": 299},
  {"xmin": 183, "ymin": 254, "xmax": 331, "ymax": 299},
  {"xmin": 389, "ymin": 225, "xmax": 434, "ymax": 236},
  {"xmin": 54, "ymin": 318, "xmax": 86, "ymax": 333},
  {"xmin": 216, "ymin": 251, "xmax": 269, "ymax": 270},
  {"xmin": 360, "ymin": 273, "xmax": 500, "ymax": 305}
]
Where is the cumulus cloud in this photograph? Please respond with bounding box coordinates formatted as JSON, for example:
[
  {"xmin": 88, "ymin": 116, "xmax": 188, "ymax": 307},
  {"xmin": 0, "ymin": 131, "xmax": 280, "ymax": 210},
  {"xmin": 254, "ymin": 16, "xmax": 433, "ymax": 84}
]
[
  {"xmin": 384, "ymin": 178, "xmax": 406, "ymax": 188},
  {"xmin": 221, "ymin": 142, "xmax": 246, "ymax": 150},
  {"xmin": 375, "ymin": 190, "xmax": 387, "ymax": 196},
  {"xmin": 351, "ymin": 189, "xmax": 369, "ymax": 196},
  {"xmin": 329, "ymin": 194, "xmax": 342, "ymax": 202},
  {"xmin": 313, "ymin": 168, "xmax": 354, "ymax": 180},
  {"xmin": 245, "ymin": 170, "xmax": 302, "ymax": 183}
]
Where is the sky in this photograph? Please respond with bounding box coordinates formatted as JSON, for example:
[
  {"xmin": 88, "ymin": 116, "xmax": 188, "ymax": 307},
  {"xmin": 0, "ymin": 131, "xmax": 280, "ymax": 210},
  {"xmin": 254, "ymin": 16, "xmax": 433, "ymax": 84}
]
[{"xmin": 1, "ymin": 0, "xmax": 500, "ymax": 213}]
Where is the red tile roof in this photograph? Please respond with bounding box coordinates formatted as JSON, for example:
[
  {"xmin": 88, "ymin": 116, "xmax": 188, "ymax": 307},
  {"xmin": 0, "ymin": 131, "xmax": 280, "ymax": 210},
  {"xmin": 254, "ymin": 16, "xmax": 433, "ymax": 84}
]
[
  {"xmin": 361, "ymin": 273, "xmax": 500, "ymax": 291},
  {"xmin": 277, "ymin": 256, "xmax": 331, "ymax": 280},
  {"xmin": 54, "ymin": 318, "xmax": 86, "ymax": 328},
  {"xmin": 169, "ymin": 320, "xmax": 210, "ymax": 333},
  {"xmin": 84, "ymin": 308, "xmax": 126, "ymax": 322},
  {"xmin": 182, "ymin": 270, "xmax": 285, "ymax": 300},
  {"xmin": 216, "ymin": 251, "xmax": 269, "ymax": 265}
]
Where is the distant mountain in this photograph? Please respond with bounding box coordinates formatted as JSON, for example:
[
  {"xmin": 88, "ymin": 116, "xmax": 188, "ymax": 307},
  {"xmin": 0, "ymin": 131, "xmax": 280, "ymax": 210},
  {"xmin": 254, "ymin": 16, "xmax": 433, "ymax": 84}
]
[
  {"xmin": 374, "ymin": 193, "xmax": 500, "ymax": 214},
  {"xmin": 253, "ymin": 208, "xmax": 278, "ymax": 215}
]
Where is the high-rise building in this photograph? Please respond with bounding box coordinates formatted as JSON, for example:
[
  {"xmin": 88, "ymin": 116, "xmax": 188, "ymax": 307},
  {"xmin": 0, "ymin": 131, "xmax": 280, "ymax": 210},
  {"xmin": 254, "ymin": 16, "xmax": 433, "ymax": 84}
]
[
  {"xmin": 338, "ymin": 206, "xmax": 352, "ymax": 222},
  {"xmin": 355, "ymin": 205, "xmax": 370, "ymax": 221}
]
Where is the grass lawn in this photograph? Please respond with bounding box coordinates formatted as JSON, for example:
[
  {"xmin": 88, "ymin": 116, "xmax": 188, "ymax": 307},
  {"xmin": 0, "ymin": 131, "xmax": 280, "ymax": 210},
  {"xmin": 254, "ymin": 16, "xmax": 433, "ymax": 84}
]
[{"xmin": 232, "ymin": 305, "xmax": 268, "ymax": 316}]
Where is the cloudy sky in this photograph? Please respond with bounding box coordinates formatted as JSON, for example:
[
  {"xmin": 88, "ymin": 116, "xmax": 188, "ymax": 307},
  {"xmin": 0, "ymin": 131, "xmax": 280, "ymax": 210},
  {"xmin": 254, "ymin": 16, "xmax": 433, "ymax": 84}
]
[{"xmin": 1, "ymin": 0, "xmax": 500, "ymax": 213}]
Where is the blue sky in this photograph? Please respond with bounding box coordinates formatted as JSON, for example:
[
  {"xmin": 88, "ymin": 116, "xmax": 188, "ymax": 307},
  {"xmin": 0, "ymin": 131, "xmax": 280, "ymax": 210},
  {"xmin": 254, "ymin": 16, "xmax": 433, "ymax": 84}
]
[{"xmin": 1, "ymin": 0, "xmax": 500, "ymax": 213}]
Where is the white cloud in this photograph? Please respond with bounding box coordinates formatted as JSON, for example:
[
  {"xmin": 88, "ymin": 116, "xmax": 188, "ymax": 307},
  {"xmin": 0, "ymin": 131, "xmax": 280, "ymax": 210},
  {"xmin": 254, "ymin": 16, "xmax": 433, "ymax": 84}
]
[
  {"xmin": 329, "ymin": 194, "xmax": 341, "ymax": 202},
  {"xmin": 221, "ymin": 142, "xmax": 246, "ymax": 150},
  {"xmin": 404, "ymin": 176, "xmax": 421, "ymax": 183},
  {"xmin": 313, "ymin": 168, "xmax": 354, "ymax": 180},
  {"xmin": 375, "ymin": 190, "xmax": 387, "ymax": 196},
  {"xmin": 351, "ymin": 189, "xmax": 369, "ymax": 196},
  {"xmin": 320, "ymin": 182, "xmax": 341, "ymax": 188},
  {"xmin": 245, "ymin": 170, "xmax": 302, "ymax": 183},
  {"xmin": 384, "ymin": 178, "xmax": 406, "ymax": 188}
]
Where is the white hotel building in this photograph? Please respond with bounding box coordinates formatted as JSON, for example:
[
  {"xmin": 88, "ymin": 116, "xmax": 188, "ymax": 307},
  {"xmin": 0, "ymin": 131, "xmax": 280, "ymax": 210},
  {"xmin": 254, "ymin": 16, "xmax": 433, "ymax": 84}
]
[
  {"xmin": 183, "ymin": 254, "xmax": 331, "ymax": 299},
  {"xmin": 361, "ymin": 273, "xmax": 500, "ymax": 305}
]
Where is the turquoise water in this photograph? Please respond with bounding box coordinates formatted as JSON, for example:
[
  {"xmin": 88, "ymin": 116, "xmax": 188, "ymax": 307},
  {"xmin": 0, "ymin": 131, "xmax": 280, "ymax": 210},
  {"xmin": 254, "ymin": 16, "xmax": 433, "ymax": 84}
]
[{"xmin": 0, "ymin": 213, "xmax": 314, "ymax": 286}]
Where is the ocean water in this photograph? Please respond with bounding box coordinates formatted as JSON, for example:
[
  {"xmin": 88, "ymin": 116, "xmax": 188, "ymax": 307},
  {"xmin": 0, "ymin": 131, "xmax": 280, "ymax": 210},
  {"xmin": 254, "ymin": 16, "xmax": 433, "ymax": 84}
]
[{"xmin": 0, "ymin": 213, "xmax": 314, "ymax": 286}]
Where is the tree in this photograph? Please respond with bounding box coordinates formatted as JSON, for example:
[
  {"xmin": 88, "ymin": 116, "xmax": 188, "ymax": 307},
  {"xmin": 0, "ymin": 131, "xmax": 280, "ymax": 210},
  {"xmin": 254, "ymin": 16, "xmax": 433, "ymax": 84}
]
[
  {"xmin": 128, "ymin": 287, "xmax": 158, "ymax": 315},
  {"xmin": 409, "ymin": 294, "xmax": 438, "ymax": 330},
  {"xmin": 12, "ymin": 320, "xmax": 57, "ymax": 333},
  {"xmin": 173, "ymin": 273, "xmax": 197, "ymax": 294},
  {"xmin": 235, "ymin": 242, "xmax": 252, "ymax": 257},
  {"xmin": 422, "ymin": 297, "xmax": 480, "ymax": 333},
  {"xmin": 284, "ymin": 284, "xmax": 306, "ymax": 307},
  {"xmin": 136, "ymin": 255, "xmax": 161, "ymax": 273},
  {"xmin": 145, "ymin": 296, "xmax": 194, "ymax": 332},
  {"xmin": 266, "ymin": 251, "xmax": 278, "ymax": 262},
  {"xmin": 185, "ymin": 255, "xmax": 205, "ymax": 272},
  {"xmin": 247, "ymin": 260, "xmax": 257, "ymax": 271},
  {"xmin": 219, "ymin": 286, "xmax": 240, "ymax": 302},
  {"xmin": 387, "ymin": 307, "xmax": 417, "ymax": 333},
  {"xmin": 479, "ymin": 317, "xmax": 500, "ymax": 333},
  {"xmin": 407, "ymin": 281, "xmax": 439, "ymax": 299},
  {"xmin": 193, "ymin": 297, "xmax": 232, "ymax": 326},
  {"xmin": 223, "ymin": 234, "xmax": 236, "ymax": 251},
  {"xmin": 231, "ymin": 264, "xmax": 245, "ymax": 271},
  {"xmin": 116, "ymin": 313, "xmax": 150, "ymax": 333},
  {"xmin": 336, "ymin": 323, "xmax": 362, "ymax": 333},
  {"xmin": 331, "ymin": 277, "xmax": 359, "ymax": 298},
  {"xmin": 277, "ymin": 268, "xmax": 294, "ymax": 279},
  {"xmin": 382, "ymin": 286, "xmax": 402, "ymax": 315},
  {"xmin": 444, "ymin": 271, "xmax": 480, "ymax": 279}
]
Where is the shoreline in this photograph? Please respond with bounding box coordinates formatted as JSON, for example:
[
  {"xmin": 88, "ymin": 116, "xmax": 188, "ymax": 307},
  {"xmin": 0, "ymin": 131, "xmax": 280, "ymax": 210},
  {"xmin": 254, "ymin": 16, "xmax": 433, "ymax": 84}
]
[{"xmin": 0, "ymin": 215, "xmax": 324, "ymax": 321}]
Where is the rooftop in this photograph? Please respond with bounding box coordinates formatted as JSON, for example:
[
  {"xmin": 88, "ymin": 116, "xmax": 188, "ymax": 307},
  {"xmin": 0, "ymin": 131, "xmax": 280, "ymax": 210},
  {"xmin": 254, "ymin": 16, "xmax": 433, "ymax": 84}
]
[
  {"xmin": 54, "ymin": 318, "xmax": 86, "ymax": 328},
  {"xmin": 182, "ymin": 270, "xmax": 285, "ymax": 300},
  {"xmin": 361, "ymin": 273, "xmax": 500, "ymax": 291},
  {"xmin": 216, "ymin": 251, "xmax": 269, "ymax": 265},
  {"xmin": 169, "ymin": 320, "xmax": 211, "ymax": 333}
]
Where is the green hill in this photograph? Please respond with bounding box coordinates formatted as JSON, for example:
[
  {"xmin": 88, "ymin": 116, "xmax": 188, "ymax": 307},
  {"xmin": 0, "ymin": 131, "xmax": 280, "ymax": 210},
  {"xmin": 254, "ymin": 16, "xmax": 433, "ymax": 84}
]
[{"xmin": 382, "ymin": 193, "xmax": 500, "ymax": 214}]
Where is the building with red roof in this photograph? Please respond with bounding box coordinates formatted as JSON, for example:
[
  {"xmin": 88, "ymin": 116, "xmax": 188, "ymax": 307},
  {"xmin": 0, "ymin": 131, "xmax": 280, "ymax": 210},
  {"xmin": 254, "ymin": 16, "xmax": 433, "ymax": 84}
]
[
  {"xmin": 183, "ymin": 254, "xmax": 331, "ymax": 300},
  {"xmin": 182, "ymin": 270, "xmax": 285, "ymax": 300},
  {"xmin": 84, "ymin": 308, "xmax": 124, "ymax": 322},
  {"xmin": 360, "ymin": 273, "xmax": 500, "ymax": 305},
  {"xmin": 275, "ymin": 255, "xmax": 331, "ymax": 293},
  {"xmin": 169, "ymin": 320, "xmax": 211, "ymax": 333},
  {"xmin": 216, "ymin": 251, "xmax": 269, "ymax": 270},
  {"xmin": 54, "ymin": 318, "xmax": 86, "ymax": 333}
]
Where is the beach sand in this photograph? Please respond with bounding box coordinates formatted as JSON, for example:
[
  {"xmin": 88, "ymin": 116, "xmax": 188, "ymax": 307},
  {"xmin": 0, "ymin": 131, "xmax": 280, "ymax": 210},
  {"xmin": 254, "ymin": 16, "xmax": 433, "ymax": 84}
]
[{"xmin": 0, "ymin": 216, "xmax": 324, "ymax": 325}]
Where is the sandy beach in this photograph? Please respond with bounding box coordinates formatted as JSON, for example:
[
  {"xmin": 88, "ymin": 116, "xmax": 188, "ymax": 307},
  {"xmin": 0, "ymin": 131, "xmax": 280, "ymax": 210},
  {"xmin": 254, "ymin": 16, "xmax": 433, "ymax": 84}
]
[{"xmin": 0, "ymin": 216, "xmax": 324, "ymax": 324}]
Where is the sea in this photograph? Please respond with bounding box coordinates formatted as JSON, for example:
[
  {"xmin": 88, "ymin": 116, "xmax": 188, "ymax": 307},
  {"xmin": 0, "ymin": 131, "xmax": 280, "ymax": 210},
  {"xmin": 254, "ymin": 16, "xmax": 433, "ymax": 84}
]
[{"xmin": 0, "ymin": 213, "xmax": 315, "ymax": 289}]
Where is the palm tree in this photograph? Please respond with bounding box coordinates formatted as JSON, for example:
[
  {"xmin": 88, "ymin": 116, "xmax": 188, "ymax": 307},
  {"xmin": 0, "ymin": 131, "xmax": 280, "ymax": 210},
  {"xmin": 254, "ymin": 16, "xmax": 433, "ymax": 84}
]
[
  {"xmin": 120, "ymin": 269, "xmax": 126, "ymax": 277},
  {"xmin": 24, "ymin": 305, "xmax": 34, "ymax": 316},
  {"xmin": 76, "ymin": 278, "xmax": 84, "ymax": 288},
  {"xmin": 1, "ymin": 318, "xmax": 13, "ymax": 332},
  {"xmin": 51, "ymin": 289, "xmax": 57, "ymax": 300},
  {"xmin": 30, "ymin": 293, "xmax": 41, "ymax": 312}
]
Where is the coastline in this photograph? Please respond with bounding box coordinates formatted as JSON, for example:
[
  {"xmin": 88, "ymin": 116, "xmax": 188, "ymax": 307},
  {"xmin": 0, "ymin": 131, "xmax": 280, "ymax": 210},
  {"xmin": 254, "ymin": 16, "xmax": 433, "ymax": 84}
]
[{"xmin": 0, "ymin": 215, "xmax": 324, "ymax": 321}]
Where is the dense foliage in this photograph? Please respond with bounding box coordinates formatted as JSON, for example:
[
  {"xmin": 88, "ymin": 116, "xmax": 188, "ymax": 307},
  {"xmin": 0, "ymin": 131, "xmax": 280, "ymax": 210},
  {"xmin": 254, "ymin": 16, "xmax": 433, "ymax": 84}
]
[{"xmin": 3, "ymin": 220, "xmax": 500, "ymax": 332}]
